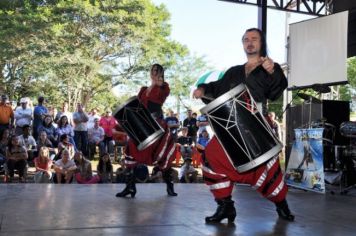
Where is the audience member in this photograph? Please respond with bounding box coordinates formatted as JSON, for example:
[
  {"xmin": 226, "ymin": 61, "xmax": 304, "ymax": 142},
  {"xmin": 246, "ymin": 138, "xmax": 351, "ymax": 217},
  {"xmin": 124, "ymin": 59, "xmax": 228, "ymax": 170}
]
[
  {"xmin": 14, "ymin": 97, "xmax": 33, "ymax": 136},
  {"xmin": 177, "ymin": 127, "xmax": 193, "ymax": 160},
  {"xmin": 6, "ymin": 135, "xmax": 28, "ymax": 183},
  {"xmin": 88, "ymin": 118, "xmax": 105, "ymax": 160},
  {"xmin": 73, "ymin": 151, "xmax": 100, "ymax": 184},
  {"xmin": 56, "ymin": 134, "xmax": 75, "ymax": 160},
  {"xmin": 0, "ymin": 129, "xmax": 10, "ymax": 180},
  {"xmin": 72, "ymin": 103, "xmax": 89, "ymax": 155},
  {"xmin": 268, "ymin": 111, "xmax": 281, "ymax": 140},
  {"xmin": 165, "ymin": 109, "xmax": 180, "ymax": 141},
  {"xmin": 33, "ymin": 96, "xmax": 48, "ymax": 140},
  {"xmin": 53, "ymin": 149, "xmax": 76, "ymax": 184},
  {"xmin": 34, "ymin": 147, "xmax": 53, "ymax": 183},
  {"xmin": 37, "ymin": 115, "xmax": 58, "ymax": 146},
  {"xmin": 196, "ymin": 113, "xmax": 213, "ymax": 138},
  {"xmin": 0, "ymin": 95, "xmax": 14, "ymax": 134},
  {"xmin": 150, "ymin": 166, "xmax": 163, "ymax": 183},
  {"xmin": 87, "ymin": 108, "xmax": 100, "ymax": 130},
  {"xmin": 18, "ymin": 125, "xmax": 37, "ymax": 163},
  {"xmin": 56, "ymin": 115, "xmax": 75, "ymax": 146},
  {"xmin": 99, "ymin": 109, "xmax": 117, "ymax": 155},
  {"xmin": 97, "ymin": 153, "xmax": 114, "ymax": 183},
  {"xmin": 183, "ymin": 109, "xmax": 198, "ymax": 145},
  {"xmin": 196, "ymin": 129, "xmax": 210, "ymax": 152},
  {"xmin": 178, "ymin": 158, "xmax": 198, "ymax": 183},
  {"xmin": 54, "ymin": 102, "xmax": 73, "ymax": 126}
]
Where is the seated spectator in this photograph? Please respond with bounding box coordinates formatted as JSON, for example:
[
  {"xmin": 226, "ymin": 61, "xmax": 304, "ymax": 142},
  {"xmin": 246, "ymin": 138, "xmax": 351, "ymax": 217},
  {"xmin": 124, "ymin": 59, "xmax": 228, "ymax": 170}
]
[
  {"xmin": 134, "ymin": 164, "xmax": 149, "ymax": 183},
  {"xmin": 37, "ymin": 115, "xmax": 58, "ymax": 146},
  {"xmin": 33, "ymin": 147, "xmax": 53, "ymax": 183},
  {"xmin": 196, "ymin": 129, "xmax": 210, "ymax": 152},
  {"xmin": 88, "ymin": 118, "xmax": 105, "ymax": 160},
  {"xmin": 73, "ymin": 151, "xmax": 100, "ymax": 184},
  {"xmin": 97, "ymin": 153, "xmax": 114, "ymax": 183},
  {"xmin": 178, "ymin": 158, "xmax": 198, "ymax": 183},
  {"xmin": 177, "ymin": 127, "xmax": 193, "ymax": 160},
  {"xmin": 56, "ymin": 115, "xmax": 76, "ymax": 147},
  {"xmin": 150, "ymin": 166, "xmax": 163, "ymax": 183},
  {"xmin": 6, "ymin": 135, "xmax": 28, "ymax": 183},
  {"xmin": 53, "ymin": 149, "xmax": 76, "ymax": 184},
  {"xmin": 37, "ymin": 131, "xmax": 56, "ymax": 159},
  {"xmin": 56, "ymin": 134, "xmax": 75, "ymax": 160},
  {"xmin": 0, "ymin": 129, "xmax": 10, "ymax": 179},
  {"xmin": 18, "ymin": 125, "xmax": 37, "ymax": 163}
]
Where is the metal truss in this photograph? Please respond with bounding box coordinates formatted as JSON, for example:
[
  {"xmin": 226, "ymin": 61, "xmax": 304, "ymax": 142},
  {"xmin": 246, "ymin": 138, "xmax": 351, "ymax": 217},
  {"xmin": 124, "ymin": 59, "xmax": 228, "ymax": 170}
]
[{"xmin": 219, "ymin": 0, "xmax": 334, "ymax": 16}]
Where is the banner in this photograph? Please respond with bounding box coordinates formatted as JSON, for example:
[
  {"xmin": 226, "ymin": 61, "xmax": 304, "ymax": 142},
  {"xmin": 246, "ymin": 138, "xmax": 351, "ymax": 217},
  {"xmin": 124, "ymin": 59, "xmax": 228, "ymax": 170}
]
[{"xmin": 285, "ymin": 128, "xmax": 325, "ymax": 193}]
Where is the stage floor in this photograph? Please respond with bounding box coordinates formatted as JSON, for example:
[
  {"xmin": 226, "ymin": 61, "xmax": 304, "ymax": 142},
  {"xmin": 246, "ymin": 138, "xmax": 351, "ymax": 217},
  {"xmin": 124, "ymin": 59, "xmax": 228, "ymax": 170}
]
[{"xmin": 0, "ymin": 184, "xmax": 356, "ymax": 236}]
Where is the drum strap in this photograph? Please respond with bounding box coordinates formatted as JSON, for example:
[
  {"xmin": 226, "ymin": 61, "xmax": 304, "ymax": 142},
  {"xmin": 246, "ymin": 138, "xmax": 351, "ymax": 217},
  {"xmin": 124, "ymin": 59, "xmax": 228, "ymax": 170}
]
[{"xmin": 261, "ymin": 166, "xmax": 281, "ymax": 195}]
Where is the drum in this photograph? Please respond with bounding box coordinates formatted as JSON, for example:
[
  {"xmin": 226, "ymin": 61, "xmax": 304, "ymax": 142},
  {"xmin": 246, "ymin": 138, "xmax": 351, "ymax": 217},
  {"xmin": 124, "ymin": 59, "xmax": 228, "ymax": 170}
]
[
  {"xmin": 200, "ymin": 84, "xmax": 283, "ymax": 173},
  {"xmin": 113, "ymin": 96, "xmax": 164, "ymax": 151}
]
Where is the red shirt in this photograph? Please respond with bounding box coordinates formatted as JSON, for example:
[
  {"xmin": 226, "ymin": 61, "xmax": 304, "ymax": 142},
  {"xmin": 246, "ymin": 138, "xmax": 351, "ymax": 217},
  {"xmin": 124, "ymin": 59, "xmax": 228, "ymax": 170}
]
[
  {"xmin": 34, "ymin": 157, "xmax": 52, "ymax": 172},
  {"xmin": 99, "ymin": 116, "xmax": 118, "ymax": 137},
  {"xmin": 137, "ymin": 82, "xmax": 170, "ymax": 108}
]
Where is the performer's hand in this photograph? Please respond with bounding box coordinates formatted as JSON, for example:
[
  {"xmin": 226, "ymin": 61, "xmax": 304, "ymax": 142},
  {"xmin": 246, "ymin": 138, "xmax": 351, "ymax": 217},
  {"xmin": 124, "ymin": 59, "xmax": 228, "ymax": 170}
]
[
  {"xmin": 193, "ymin": 87, "xmax": 204, "ymax": 99},
  {"xmin": 260, "ymin": 57, "xmax": 275, "ymax": 74}
]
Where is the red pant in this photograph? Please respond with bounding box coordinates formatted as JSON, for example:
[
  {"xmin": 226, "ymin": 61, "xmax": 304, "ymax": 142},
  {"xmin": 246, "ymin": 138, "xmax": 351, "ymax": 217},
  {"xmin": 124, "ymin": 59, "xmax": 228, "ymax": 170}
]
[
  {"xmin": 124, "ymin": 119, "xmax": 176, "ymax": 171},
  {"xmin": 203, "ymin": 137, "xmax": 288, "ymax": 203}
]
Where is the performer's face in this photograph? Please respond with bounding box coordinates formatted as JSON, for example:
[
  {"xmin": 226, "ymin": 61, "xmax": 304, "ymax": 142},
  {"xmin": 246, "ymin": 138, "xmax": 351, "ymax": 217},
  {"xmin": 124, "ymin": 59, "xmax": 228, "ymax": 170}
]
[
  {"xmin": 242, "ymin": 31, "xmax": 262, "ymax": 56},
  {"xmin": 150, "ymin": 65, "xmax": 164, "ymax": 82}
]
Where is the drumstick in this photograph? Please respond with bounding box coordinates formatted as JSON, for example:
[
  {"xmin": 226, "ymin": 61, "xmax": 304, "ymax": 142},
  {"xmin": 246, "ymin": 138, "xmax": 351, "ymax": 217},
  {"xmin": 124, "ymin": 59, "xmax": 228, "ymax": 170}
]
[{"xmin": 202, "ymin": 95, "xmax": 214, "ymax": 101}]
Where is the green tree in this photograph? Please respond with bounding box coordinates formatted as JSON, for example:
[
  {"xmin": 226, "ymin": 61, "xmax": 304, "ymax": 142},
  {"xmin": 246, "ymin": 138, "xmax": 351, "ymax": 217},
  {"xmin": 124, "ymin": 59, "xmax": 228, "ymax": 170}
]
[{"xmin": 0, "ymin": 0, "xmax": 188, "ymax": 110}]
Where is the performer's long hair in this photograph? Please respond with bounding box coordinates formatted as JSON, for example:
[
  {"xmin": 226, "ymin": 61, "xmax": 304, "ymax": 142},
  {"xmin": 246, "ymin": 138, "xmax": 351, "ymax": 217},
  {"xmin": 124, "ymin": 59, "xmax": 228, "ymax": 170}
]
[{"xmin": 243, "ymin": 28, "xmax": 268, "ymax": 57}]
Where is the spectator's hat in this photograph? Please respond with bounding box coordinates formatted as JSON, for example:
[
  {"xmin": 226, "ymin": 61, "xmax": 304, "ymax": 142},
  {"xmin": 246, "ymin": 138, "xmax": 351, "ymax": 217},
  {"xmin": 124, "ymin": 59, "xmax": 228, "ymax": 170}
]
[{"xmin": 20, "ymin": 97, "xmax": 28, "ymax": 103}]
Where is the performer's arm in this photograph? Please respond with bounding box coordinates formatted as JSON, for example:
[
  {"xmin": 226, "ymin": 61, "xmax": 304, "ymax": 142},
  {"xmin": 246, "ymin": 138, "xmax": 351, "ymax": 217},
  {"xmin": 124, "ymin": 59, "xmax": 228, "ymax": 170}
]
[{"xmin": 266, "ymin": 63, "xmax": 288, "ymax": 101}]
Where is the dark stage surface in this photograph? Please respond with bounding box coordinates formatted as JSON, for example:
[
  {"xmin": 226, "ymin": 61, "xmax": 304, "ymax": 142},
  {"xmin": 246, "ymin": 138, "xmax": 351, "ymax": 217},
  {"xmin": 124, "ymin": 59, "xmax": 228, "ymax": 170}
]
[{"xmin": 0, "ymin": 184, "xmax": 356, "ymax": 236}]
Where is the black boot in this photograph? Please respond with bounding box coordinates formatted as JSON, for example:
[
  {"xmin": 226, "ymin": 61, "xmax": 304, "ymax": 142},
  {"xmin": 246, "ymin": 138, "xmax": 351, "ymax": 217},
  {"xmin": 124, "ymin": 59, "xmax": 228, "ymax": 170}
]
[
  {"xmin": 275, "ymin": 199, "xmax": 294, "ymax": 221},
  {"xmin": 163, "ymin": 168, "xmax": 178, "ymax": 196},
  {"xmin": 205, "ymin": 196, "xmax": 236, "ymax": 224},
  {"xmin": 116, "ymin": 169, "xmax": 136, "ymax": 198}
]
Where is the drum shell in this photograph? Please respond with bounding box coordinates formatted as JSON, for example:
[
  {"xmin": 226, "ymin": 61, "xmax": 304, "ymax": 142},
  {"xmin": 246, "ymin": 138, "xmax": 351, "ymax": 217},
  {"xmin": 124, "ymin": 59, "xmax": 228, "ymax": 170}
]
[
  {"xmin": 113, "ymin": 96, "xmax": 164, "ymax": 151},
  {"xmin": 201, "ymin": 84, "xmax": 282, "ymax": 172}
]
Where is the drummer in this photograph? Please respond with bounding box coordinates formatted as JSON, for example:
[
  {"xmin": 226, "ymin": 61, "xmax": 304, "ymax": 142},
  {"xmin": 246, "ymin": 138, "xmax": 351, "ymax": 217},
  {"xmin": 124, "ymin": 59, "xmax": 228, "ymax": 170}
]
[
  {"xmin": 193, "ymin": 28, "xmax": 294, "ymax": 223},
  {"xmin": 116, "ymin": 63, "xmax": 178, "ymax": 198}
]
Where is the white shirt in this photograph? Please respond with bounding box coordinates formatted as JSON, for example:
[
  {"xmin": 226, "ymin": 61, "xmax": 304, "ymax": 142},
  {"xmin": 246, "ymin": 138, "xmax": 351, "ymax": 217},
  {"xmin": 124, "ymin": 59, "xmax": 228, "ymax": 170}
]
[
  {"xmin": 87, "ymin": 114, "xmax": 101, "ymax": 129},
  {"xmin": 54, "ymin": 159, "xmax": 76, "ymax": 170},
  {"xmin": 18, "ymin": 135, "xmax": 37, "ymax": 149},
  {"xmin": 14, "ymin": 107, "xmax": 33, "ymax": 127},
  {"xmin": 88, "ymin": 126, "xmax": 105, "ymax": 143},
  {"xmin": 72, "ymin": 111, "xmax": 89, "ymax": 131},
  {"xmin": 178, "ymin": 163, "xmax": 196, "ymax": 179}
]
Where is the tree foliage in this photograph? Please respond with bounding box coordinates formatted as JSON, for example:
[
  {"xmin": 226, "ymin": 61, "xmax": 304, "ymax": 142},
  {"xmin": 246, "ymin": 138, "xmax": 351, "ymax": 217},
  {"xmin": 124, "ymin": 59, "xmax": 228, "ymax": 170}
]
[{"xmin": 0, "ymin": 0, "xmax": 194, "ymax": 111}]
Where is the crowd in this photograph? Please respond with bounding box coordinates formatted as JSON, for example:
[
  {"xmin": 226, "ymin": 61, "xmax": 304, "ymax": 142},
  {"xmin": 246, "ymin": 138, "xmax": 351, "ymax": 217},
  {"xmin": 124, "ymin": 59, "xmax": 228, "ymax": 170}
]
[{"xmin": 0, "ymin": 94, "xmax": 213, "ymax": 184}]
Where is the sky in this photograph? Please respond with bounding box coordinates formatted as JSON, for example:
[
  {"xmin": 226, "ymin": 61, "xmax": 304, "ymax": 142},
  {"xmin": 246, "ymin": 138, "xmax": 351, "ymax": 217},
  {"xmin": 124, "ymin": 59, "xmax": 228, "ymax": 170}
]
[{"xmin": 152, "ymin": 0, "xmax": 314, "ymax": 71}]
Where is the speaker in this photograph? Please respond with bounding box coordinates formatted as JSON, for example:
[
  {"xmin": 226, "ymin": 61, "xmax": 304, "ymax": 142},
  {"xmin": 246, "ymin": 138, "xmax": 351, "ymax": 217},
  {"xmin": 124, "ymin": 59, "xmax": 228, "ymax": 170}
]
[
  {"xmin": 332, "ymin": 1, "xmax": 356, "ymax": 57},
  {"xmin": 333, "ymin": 0, "xmax": 356, "ymax": 13},
  {"xmin": 285, "ymin": 100, "xmax": 350, "ymax": 166}
]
